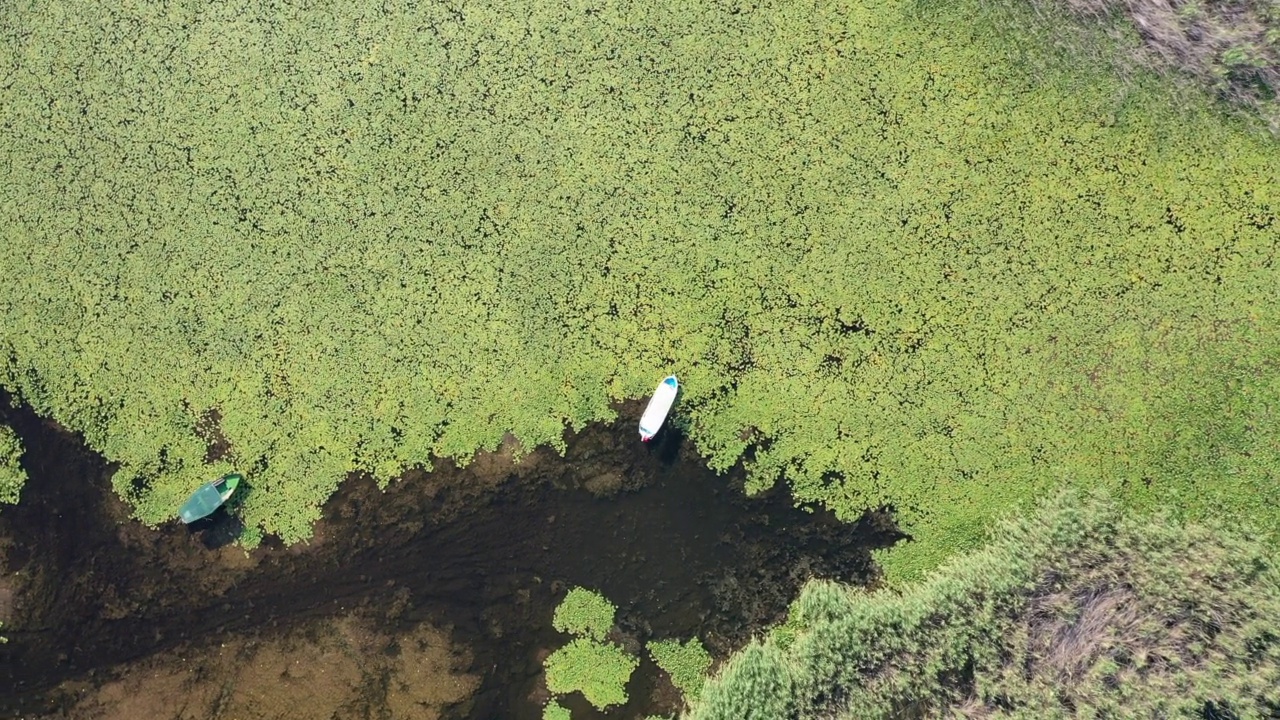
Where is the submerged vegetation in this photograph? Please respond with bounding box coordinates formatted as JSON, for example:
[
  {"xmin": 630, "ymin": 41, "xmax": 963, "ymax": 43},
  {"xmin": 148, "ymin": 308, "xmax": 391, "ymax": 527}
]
[
  {"xmin": 0, "ymin": 0, "xmax": 1278, "ymax": 576},
  {"xmin": 690, "ymin": 491, "xmax": 1280, "ymax": 719},
  {"xmin": 0, "ymin": 424, "xmax": 25, "ymax": 505}
]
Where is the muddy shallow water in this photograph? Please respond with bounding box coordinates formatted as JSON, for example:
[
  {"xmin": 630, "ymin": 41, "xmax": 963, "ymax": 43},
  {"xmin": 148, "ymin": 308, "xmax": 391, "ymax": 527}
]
[{"xmin": 0, "ymin": 399, "xmax": 899, "ymax": 719}]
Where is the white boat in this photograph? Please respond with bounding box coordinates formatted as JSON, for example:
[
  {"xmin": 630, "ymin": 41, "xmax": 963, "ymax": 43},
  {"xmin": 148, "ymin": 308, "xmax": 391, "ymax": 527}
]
[{"xmin": 639, "ymin": 375, "xmax": 679, "ymax": 442}]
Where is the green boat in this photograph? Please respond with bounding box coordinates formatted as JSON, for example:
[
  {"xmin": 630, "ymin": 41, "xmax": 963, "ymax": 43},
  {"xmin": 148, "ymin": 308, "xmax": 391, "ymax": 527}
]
[{"xmin": 179, "ymin": 473, "xmax": 241, "ymax": 524}]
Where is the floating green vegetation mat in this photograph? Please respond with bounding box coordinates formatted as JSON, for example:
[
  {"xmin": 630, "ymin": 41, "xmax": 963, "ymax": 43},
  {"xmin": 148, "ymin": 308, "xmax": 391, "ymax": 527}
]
[
  {"xmin": 544, "ymin": 637, "xmax": 639, "ymax": 711},
  {"xmin": 545, "ymin": 587, "xmax": 636, "ymax": 710},
  {"xmin": 0, "ymin": 424, "xmax": 25, "ymax": 504},
  {"xmin": 542, "ymin": 700, "xmax": 571, "ymax": 720},
  {"xmin": 648, "ymin": 638, "xmax": 712, "ymax": 700},
  {"xmin": 0, "ymin": 0, "xmax": 1277, "ymax": 574},
  {"xmin": 553, "ymin": 587, "xmax": 617, "ymax": 641}
]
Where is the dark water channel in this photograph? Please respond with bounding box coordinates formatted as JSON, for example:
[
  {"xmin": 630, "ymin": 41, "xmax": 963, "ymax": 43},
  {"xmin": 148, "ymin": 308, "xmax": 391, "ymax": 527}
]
[{"xmin": 0, "ymin": 399, "xmax": 898, "ymax": 719}]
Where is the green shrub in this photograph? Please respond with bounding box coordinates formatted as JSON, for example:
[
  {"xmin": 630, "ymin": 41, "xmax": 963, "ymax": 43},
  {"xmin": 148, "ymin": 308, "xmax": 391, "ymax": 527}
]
[
  {"xmin": 647, "ymin": 638, "xmax": 712, "ymax": 700},
  {"xmin": 553, "ymin": 587, "xmax": 616, "ymax": 641},
  {"xmin": 689, "ymin": 491, "xmax": 1280, "ymax": 719},
  {"xmin": 0, "ymin": 424, "xmax": 25, "ymax": 504},
  {"xmin": 544, "ymin": 637, "xmax": 639, "ymax": 711}
]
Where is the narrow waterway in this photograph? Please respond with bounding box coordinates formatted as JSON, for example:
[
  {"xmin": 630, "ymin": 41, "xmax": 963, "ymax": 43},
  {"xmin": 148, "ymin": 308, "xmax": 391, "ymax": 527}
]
[{"xmin": 0, "ymin": 399, "xmax": 899, "ymax": 719}]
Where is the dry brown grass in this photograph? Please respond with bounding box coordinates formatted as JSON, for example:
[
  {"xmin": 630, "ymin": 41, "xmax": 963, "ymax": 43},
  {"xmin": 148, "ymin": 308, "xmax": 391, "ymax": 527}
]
[
  {"xmin": 1025, "ymin": 586, "xmax": 1142, "ymax": 684},
  {"xmin": 943, "ymin": 517, "xmax": 1280, "ymax": 718},
  {"xmin": 1033, "ymin": 0, "xmax": 1280, "ymax": 131}
]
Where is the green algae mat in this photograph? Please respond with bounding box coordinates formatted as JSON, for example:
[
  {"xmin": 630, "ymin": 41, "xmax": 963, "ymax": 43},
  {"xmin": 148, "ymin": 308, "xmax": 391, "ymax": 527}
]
[{"xmin": 1, "ymin": 0, "xmax": 1277, "ymax": 577}]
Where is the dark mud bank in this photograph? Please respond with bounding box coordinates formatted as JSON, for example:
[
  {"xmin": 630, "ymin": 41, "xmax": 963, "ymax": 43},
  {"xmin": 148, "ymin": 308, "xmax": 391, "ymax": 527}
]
[{"xmin": 0, "ymin": 401, "xmax": 900, "ymax": 718}]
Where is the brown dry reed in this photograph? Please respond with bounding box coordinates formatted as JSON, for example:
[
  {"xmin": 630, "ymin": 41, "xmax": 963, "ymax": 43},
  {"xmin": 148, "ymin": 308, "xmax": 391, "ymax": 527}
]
[{"xmin": 1030, "ymin": 0, "xmax": 1280, "ymax": 131}]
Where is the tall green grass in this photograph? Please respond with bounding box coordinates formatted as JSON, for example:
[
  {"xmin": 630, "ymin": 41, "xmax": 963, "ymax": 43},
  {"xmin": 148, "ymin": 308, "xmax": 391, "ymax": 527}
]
[
  {"xmin": 1010, "ymin": 0, "xmax": 1280, "ymax": 132},
  {"xmin": 690, "ymin": 491, "xmax": 1280, "ymax": 718}
]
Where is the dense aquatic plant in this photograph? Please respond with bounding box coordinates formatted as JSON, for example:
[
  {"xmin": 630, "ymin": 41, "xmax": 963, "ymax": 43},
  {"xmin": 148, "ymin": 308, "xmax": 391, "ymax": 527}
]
[
  {"xmin": 553, "ymin": 587, "xmax": 616, "ymax": 642},
  {"xmin": 687, "ymin": 491, "xmax": 1280, "ymax": 719},
  {"xmin": 545, "ymin": 587, "xmax": 637, "ymax": 710},
  {"xmin": 647, "ymin": 638, "xmax": 712, "ymax": 700},
  {"xmin": 542, "ymin": 700, "xmax": 571, "ymax": 720},
  {"xmin": 0, "ymin": 424, "xmax": 25, "ymax": 504},
  {"xmin": 0, "ymin": 0, "xmax": 1278, "ymax": 576},
  {"xmin": 544, "ymin": 637, "xmax": 639, "ymax": 711}
]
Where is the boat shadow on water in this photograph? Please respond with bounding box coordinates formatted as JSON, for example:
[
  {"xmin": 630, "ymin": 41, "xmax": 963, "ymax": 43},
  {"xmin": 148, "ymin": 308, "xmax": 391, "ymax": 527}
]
[
  {"xmin": 185, "ymin": 503, "xmax": 249, "ymax": 551},
  {"xmin": 647, "ymin": 422, "xmax": 686, "ymax": 467}
]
